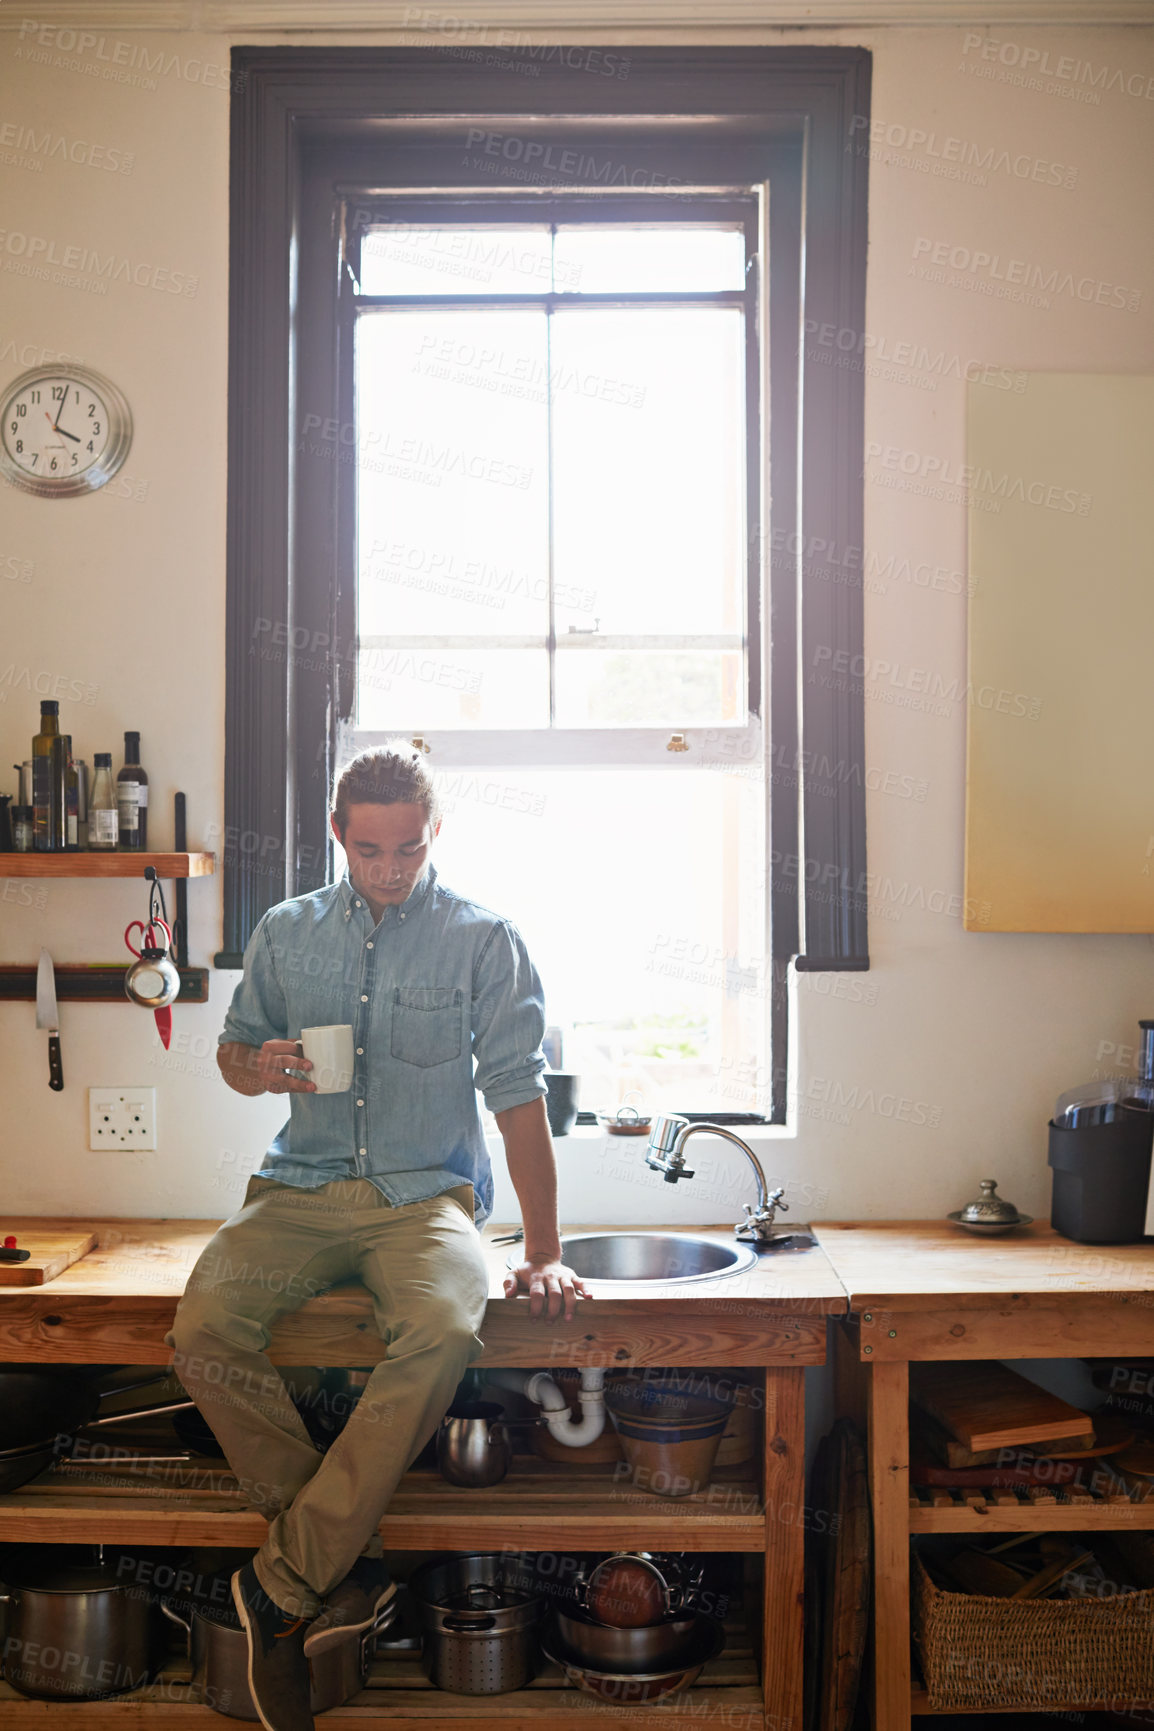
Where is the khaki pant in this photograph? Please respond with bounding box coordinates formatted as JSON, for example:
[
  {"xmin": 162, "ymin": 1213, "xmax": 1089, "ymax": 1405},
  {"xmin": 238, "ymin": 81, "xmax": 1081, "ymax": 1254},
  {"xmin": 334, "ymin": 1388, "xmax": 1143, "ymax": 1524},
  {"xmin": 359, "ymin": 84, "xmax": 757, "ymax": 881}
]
[{"xmin": 166, "ymin": 1176, "xmax": 489, "ymax": 1617}]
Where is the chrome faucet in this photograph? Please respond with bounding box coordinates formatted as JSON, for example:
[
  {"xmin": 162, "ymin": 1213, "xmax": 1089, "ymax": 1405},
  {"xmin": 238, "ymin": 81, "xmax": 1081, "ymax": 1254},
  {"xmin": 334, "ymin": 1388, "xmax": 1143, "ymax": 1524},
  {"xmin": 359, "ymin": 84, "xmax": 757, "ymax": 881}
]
[{"xmin": 644, "ymin": 1116, "xmax": 791, "ymax": 1245}]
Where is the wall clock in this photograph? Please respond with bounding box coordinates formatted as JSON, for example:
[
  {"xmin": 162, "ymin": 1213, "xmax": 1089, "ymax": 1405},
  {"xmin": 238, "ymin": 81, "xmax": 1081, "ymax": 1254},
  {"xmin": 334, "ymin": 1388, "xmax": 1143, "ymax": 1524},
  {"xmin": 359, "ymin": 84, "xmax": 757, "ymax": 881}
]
[{"xmin": 0, "ymin": 364, "xmax": 132, "ymax": 498}]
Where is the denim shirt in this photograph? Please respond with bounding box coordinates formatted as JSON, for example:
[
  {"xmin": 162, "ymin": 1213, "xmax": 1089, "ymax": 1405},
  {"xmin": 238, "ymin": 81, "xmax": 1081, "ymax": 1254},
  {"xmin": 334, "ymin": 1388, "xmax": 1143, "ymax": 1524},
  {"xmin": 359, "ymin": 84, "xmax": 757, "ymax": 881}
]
[{"xmin": 219, "ymin": 865, "xmax": 547, "ymax": 1224}]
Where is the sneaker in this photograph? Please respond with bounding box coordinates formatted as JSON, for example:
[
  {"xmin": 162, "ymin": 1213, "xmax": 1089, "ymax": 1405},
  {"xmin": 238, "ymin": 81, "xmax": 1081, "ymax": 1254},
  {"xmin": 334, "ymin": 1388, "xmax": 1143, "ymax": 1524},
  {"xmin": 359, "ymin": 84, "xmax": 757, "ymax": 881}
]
[
  {"xmin": 230, "ymin": 1561, "xmax": 314, "ymax": 1731},
  {"xmin": 303, "ymin": 1556, "xmax": 397, "ymax": 1659}
]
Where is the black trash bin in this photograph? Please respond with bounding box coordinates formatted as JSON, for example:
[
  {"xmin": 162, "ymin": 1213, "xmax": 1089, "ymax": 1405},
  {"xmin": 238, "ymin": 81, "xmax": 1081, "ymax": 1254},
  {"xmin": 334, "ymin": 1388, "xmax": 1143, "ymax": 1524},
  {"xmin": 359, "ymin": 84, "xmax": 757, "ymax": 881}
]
[{"xmin": 1048, "ymin": 1104, "xmax": 1154, "ymax": 1244}]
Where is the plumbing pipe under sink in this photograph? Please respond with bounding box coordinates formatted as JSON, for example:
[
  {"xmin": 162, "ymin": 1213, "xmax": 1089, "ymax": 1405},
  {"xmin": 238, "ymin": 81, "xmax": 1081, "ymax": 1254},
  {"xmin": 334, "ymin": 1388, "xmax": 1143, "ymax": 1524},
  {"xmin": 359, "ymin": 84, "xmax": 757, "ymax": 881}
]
[{"xmin": 485, "ymin": 1367, "xmax": 606, "ymax": 1448}]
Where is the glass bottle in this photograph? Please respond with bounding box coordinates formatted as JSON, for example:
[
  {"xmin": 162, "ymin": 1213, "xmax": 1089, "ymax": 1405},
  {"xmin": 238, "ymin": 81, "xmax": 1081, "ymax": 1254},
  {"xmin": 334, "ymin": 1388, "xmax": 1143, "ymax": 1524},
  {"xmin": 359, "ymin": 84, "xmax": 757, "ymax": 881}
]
[
  {"xmin": 117, "ymin": 731, "xmax": 148, "ymax": 851},
  {"xmin": 58, "ymin": 736, "xmax": 79, "ymax": 851},
  {"xmin": 32, "ymin": 699, "xmax": 61, "ymax": 851},
  {"xmin": 89, "ymin": 753, "xmax": 118, "ymax": 851}
]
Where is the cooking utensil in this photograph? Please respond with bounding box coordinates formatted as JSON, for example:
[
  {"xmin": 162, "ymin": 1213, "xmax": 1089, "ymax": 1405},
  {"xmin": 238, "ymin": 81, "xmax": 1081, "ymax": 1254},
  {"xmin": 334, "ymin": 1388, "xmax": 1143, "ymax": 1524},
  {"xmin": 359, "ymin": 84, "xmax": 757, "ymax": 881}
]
[
  {"xmin": 437, "ymin": 1401, "xmax": 512, "ymax": 1488},
  {"xmin": 0, "ymin": 1369, "xmax": 195, "ymax": 1493},
  {"xmin": 409, "ymin": 1553, "xmax": 544, "ymax": 1695},
  {"xmin": 575, "ymin": 1553, "xmax": 705, "ymax": 1628},
  {"xmin": 160, "ymin": 1592, "xmax": 389, "ymax": 1718},
  {"xmin": 35, "ymin": 947, "xmax": 62, "ymax": 1090},
  {"xmin": 0, "ymin": 1544, "xmax": 166, "ymax": 1700},
  {"xmin": 542, "ymin": 1613, "xmax": 723, "ymax": 1704},
  {"xmin": 947, "ymin": 1179, "xmax": 1032, "ymax": 1234},
  {"xmin": 554, "ymin": 1606, "xmax": 700, "ymax": 1672}
]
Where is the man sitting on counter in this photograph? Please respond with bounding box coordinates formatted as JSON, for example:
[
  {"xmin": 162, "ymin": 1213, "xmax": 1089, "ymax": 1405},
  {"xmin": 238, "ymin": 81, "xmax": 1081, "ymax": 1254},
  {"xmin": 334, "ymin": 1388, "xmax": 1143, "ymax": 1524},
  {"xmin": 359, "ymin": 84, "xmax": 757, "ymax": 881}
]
[{"xmin": 167, "ymin": 743, "xmax": 588, "ymax": 1731}]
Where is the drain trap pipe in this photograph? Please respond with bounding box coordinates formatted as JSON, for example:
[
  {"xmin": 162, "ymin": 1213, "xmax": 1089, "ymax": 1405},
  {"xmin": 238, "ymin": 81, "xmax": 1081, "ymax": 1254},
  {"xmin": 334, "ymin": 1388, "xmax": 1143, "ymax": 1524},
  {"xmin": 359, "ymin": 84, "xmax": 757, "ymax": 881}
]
[{"xmin": 485, "ymin": 1367, "xmax": 607, "ymax": 1447}]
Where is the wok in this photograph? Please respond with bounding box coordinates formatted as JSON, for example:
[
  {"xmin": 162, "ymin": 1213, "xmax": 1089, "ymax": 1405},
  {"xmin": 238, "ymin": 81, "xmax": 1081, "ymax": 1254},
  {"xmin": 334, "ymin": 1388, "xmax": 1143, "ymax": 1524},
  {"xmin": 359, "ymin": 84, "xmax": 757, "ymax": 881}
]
[
  {"xmin": 0, "ymin": 1368, "xmax": 195, "ymax": 1494},
  {"xmin": 0, "ymin": 1364, "xmax": 373, "ymax": 1493}
]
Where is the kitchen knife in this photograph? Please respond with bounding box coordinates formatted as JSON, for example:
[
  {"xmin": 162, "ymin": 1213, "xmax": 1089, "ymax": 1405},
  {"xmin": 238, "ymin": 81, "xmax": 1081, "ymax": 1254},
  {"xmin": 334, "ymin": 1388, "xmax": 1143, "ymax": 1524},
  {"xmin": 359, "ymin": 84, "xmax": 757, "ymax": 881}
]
[{"xmin": 35, "ymin": 948, "xmax": 63, "ymax": 1091}]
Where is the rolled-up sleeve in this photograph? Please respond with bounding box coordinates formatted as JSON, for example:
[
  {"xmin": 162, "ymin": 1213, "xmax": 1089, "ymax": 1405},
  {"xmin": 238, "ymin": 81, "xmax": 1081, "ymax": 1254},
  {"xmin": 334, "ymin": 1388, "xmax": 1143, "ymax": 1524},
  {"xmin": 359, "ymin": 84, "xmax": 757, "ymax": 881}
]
[
  {"xmin": 219, "ymin": 917, "xmax": 289, "ymax": 1051},
  {"xmin": 471, "ymin": 920, "xmax": 547, "ymax": 1115}
]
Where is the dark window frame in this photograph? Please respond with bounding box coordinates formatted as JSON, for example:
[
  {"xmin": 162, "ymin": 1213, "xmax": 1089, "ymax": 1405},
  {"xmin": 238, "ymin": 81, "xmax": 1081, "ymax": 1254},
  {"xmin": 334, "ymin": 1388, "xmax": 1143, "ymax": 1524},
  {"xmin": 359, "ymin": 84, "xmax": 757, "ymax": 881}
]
[{"xmin": 219, "ymin": 48, "xmax": 872, "ymax": 1118}]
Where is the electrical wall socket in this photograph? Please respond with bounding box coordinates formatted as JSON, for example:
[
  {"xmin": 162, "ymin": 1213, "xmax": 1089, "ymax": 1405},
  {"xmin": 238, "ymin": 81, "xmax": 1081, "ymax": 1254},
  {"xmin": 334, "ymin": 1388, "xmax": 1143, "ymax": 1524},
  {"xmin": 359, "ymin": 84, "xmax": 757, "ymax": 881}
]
[{"xmin": 89, "ymin": 1086, "xmax": 157, "ymax": 1151}]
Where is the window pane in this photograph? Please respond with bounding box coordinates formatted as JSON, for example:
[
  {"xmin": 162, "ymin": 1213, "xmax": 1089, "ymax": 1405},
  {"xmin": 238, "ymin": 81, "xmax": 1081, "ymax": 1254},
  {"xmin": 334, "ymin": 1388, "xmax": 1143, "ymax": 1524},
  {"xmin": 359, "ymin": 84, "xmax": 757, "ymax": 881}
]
[
  {"xmin": 359, "ymin": 225, "xmax": 553, "ymax": 295},
  {"xmin": 429, "ymin": 765, "xmax": 767, "ymax": 1114},
  {"xmin": 551, "ymin": 305, "xmax": 746, "ymax": 651},
  {"xmin": 556, "ymin": 648, "xmax": 743, "ymax": 728},
  {"xmin": 356, "ymin": 308, "xmax": 550, "ymax": 649},
  {"xmin": 356, "ymin": 648, "xmax": 548, "ymax": 729},
  {"xmin": 553, "ymin": 225, "xmax": 746, "ymax": 293}
]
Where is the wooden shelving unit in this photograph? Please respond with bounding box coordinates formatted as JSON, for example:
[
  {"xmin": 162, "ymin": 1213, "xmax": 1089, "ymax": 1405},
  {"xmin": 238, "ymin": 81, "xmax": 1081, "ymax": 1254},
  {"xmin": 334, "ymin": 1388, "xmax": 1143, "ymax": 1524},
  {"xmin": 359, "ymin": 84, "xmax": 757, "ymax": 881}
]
[
  {"xmin": 0, "ymin": 852, "xmax": 215, "ymax": 878},
  {"xmin": 0, "ymin": 1216, "xmax": 845, "ymax": 1730},
  {"xmin": 817, "ymin": 1222, "xmax": 1154, "ymax": 1731}
]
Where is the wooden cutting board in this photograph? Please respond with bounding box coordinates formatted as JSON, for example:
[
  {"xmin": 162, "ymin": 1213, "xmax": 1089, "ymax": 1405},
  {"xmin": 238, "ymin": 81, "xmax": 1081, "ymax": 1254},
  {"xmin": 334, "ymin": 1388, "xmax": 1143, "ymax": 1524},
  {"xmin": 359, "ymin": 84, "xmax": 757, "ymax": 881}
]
[
  {"xmin": 910, "ymin": 1360, "xmax": 1094, "ymax": 1453},
  {"xmin": 0, "ymin": 1229, "xmax": 96, "ymax": 1286}
]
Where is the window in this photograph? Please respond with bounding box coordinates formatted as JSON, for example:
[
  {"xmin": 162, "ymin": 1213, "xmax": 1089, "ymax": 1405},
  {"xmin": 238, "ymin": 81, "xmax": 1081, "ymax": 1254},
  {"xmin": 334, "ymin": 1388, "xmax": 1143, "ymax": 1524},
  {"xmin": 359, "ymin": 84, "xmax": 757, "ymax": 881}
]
[
  {"xmin": 341, "ymin": 200, "xmax": 765, "ymax": 1113},
  {"xmin": 220, "ymin": 49, "xmax": 871, "ymax": 1125}
]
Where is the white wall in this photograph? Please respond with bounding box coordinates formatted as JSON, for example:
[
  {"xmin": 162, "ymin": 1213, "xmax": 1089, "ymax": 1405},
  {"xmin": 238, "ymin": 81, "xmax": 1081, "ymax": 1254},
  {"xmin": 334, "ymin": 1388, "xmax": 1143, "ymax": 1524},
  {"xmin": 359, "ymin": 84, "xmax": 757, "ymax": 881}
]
[{"xmin": 1, "ymin": 17, "xmax": 1152, "ymax": 1225}]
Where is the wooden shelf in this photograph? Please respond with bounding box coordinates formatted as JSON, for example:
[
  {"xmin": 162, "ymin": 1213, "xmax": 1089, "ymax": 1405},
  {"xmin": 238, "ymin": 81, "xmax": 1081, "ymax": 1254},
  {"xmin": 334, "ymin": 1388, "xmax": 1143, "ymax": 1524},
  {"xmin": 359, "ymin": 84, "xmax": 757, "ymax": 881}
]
[
  {"xmin": 0, "ymin": 852, "xmax": 214, "ymax": 878},
  {"xmin": 0, "ymin": 1456, "xmax": 767, "ymax": 1551},
  {"xmin": 909, "ymin": 1486, "xmax": 1152, "ymax": 1532},
  {"xmin": 0, "ymin": 1623, "xmax": 764, "ymax": 1728},
  {"xmin": 910, "ymin": 1687, "xmax": 1151, "ymax": 1715}
]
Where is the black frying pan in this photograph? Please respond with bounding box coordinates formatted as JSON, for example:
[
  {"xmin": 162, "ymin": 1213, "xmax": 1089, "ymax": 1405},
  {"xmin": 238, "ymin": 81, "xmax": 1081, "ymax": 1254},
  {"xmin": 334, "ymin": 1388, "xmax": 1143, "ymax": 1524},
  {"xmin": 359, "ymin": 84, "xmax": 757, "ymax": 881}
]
[{"xmin": 0, "ymin": 1369, "xmax": 195, "ymax": 1494}]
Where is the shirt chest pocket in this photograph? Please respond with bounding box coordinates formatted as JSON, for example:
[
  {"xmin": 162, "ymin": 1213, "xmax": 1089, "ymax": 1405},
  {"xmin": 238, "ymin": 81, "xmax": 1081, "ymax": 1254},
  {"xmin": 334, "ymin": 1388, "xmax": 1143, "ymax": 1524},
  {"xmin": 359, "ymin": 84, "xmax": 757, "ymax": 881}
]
[{"xmin": 390, "ymin": 986, "xmax": 464, "ymax": 1068}]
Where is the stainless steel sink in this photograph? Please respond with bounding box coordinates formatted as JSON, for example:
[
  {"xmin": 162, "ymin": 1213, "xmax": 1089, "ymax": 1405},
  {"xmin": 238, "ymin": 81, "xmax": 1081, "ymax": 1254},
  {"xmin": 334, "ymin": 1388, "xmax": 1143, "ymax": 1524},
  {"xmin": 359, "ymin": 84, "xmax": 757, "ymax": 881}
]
[{"xmin": 507, "ymin": 1232, "xmax": 759, "ymax": 1284}]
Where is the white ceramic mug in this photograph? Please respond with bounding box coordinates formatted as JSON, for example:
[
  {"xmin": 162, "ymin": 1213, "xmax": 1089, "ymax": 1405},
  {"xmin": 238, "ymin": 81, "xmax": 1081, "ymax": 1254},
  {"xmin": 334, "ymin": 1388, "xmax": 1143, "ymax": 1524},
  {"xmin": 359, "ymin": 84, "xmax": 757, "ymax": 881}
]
[{"xmin": 299, "ymin": 1024, "xmax": 355, "ymax": 1094}]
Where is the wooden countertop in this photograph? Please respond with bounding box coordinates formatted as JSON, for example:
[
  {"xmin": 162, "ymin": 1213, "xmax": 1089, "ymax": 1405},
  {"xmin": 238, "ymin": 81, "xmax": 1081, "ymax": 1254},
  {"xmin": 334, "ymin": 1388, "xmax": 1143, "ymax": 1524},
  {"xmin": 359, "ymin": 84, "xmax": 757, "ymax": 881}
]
[
  {"xmin": 813, "ymin": 1219, "xmax": 1154, "ymax": 1310},
  {"xmin": 0, "ymin": 1217, "xmax": 844, "ymax": 1368},
  {"xmin": 813, "ymin": 1220, "xmax": 1154, "ymax": 1360}
]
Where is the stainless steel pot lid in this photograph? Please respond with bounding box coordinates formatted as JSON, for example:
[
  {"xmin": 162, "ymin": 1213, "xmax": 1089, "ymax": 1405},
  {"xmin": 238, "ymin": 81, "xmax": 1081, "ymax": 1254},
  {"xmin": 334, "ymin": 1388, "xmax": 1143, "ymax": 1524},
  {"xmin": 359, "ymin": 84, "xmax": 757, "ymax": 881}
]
[{"xmin": 440, "ymin": 1581, "xmax": 533, "ymax": 1613}]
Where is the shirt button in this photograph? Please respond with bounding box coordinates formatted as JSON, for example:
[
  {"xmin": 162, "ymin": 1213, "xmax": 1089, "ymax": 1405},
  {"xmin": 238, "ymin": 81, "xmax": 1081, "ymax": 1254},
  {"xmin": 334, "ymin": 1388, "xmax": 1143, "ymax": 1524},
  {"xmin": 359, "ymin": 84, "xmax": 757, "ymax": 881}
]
[
  {"xmin": 361, "ymin": 994, "xmax": 368, "ymax": 1003},
  {"xmin": 359, "ymin": 1148, "xmax": 367, "ymax": 1156},
  {"xmin": 357, "ymin": 1098, "xmax": 365, "ymax": 1107},
  {"xmin": 356, "ymin": 1047, "xmax": 364, "ymax": 1055},
  {"xmin": 367, "ymin": 942, "xmax": 374, "ymax": 949},
  {"xmin": 355, "ymin": 900, "xmax": 362, "ymax": 908},
  {"xmin": 400, "ymin": 913, "xmax": 406, "ymax": 921}
]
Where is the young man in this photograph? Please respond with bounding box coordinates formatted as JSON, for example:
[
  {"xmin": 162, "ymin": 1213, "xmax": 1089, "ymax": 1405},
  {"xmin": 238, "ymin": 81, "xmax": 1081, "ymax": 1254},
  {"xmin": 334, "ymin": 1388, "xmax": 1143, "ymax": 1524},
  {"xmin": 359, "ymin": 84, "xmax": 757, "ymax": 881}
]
[{"xmin": 168, "ymin": 745, "xmax": 588, "ymax": 1731}]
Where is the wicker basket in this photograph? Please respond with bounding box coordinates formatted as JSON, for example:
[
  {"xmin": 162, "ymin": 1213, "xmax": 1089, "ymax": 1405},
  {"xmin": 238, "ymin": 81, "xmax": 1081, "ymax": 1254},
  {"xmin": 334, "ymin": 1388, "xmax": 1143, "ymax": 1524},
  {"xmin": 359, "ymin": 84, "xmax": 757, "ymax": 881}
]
[{"xmin": 912, "ymin": 1551, "xmax": 1154, "ymax": 1710}]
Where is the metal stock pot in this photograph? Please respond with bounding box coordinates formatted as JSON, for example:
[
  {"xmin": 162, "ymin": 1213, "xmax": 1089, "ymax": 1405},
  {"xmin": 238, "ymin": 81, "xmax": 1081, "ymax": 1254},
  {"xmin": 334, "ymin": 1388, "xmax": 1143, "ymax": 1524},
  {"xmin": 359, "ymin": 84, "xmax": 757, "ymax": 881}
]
[
  {"xmin": 160, "ymin": 1587, "xmax": 392, "ymax": 1719},
  {"xmin": 0, "ymin": 1544, "xmax": 164, "ymax": 1700}
]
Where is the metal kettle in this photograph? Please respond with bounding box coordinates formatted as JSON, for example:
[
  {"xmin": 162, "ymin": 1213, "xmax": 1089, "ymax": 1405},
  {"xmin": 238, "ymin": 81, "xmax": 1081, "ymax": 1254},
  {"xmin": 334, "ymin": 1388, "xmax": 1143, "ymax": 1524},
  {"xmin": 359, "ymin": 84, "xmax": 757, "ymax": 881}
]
[{"xmin": 437, "ymin": 1400, "xmax": 512, "ymax": 1487}]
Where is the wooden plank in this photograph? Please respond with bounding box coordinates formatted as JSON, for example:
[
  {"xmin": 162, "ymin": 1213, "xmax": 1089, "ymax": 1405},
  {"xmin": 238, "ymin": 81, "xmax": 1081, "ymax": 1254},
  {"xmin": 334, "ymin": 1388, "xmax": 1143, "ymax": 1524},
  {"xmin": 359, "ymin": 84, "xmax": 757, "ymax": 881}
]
[
  {"xmin": 0, "ymin": 1231, "xmax": 95, "ymax": 1287},
  {"xmin": 0, "ymin": 852, "xmax": 215, "ymax": 877},
  {"xmin": 908, "ymin": 1361, "xmax": 1091, "ymax": 1452},
  {"xmin": 853, "ymin": 1303, "xmax": 1154, "ymax": 1362},
  {"xmin": 0, "ymin": 1689, "xmax": 766, "ymax": 1729},
  {"xmin": 0, "ymin": 1455, "xmax": 769, "ymax": 1548},
  {"xmin": 867, "ymin": 1362, "xmax": 910, "ymax": 1731},
  {"xmin": 762, "ymin": 1366, "xmax": 805, "ymax": 1731},
  {"xmin": 0, "ymin": 1292, "xmax": 830, "ymax": 1369},
  {"xmin": 910, "ymin": 1499, "xmax": 1154, "ymax": 1533}
]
